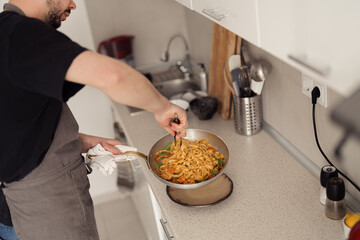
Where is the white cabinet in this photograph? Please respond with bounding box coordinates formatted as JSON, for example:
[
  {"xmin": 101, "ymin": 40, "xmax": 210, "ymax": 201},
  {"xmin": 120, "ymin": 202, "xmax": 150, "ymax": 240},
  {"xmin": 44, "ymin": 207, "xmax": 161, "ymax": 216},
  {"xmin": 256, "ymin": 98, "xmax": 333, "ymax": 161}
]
[
  {"xmin": 148, "ymin": 186, "xmax": 175, "ymax": 240},
  {"xmin": 175, "ymin": 0, "xmax": 193, "ymax": 9},
  {"xmin": 131, "ymin": 182, "xmax": 164, "ymax": 240},
  {"xmin": 183, "ymin": 0, "xmax": 360, "ymax": 96},
  {"xmin": 132, "ymin": 179, "xmax": 175, "ymax": 240},
  {"xmin": 192, "ymin": 0, "xmax": 260, "ymax": 46},
  {"xmin": 257, "ymin": 0, "xmax": 360, "ymax": 96}
]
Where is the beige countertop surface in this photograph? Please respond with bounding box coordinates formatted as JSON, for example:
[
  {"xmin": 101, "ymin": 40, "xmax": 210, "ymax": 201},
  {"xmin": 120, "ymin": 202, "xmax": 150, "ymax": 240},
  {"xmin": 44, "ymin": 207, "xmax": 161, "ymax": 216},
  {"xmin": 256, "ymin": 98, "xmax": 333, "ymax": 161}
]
[{"xmin": 112, "ymin": 102, "xmax": 345, "ymax": 240}]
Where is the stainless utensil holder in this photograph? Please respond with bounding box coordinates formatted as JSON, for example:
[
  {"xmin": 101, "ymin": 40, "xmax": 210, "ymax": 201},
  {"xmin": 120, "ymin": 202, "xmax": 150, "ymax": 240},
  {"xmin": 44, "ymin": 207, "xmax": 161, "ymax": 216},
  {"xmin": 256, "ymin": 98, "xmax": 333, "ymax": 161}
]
[{"xmin": 233, "ymin": 95, "xmax": 263, "ymax": 136}]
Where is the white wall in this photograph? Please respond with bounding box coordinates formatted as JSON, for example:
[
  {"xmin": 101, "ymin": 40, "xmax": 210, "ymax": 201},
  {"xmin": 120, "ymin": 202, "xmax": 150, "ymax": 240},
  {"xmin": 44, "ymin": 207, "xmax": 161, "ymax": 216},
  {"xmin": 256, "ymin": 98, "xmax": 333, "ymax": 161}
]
[
  {"xmin": 183, "ymin": 9, "xmax": 213, "ymax": 71},
  {"xmin": 246, "ymin": 41, "xmax": 360, "ymax": 202},
  {"xmin": 84, "ymin": 0, "xmax": 212, "ymax": 70},
  {"xmin": 0, "ymin": 1, "xmax": 6, "ymax": 9},
  {"xmin": 58, "ymin": 0, "xmax": 95, "ymax": 51}
]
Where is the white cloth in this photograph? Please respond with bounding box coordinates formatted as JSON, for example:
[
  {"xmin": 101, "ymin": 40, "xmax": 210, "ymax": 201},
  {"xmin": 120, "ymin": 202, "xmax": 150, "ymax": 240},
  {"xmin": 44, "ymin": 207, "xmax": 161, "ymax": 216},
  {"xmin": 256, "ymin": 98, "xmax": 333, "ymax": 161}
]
[{"xmin": 84, "ymin": 143, "xmax": 138, "ymax": 176}]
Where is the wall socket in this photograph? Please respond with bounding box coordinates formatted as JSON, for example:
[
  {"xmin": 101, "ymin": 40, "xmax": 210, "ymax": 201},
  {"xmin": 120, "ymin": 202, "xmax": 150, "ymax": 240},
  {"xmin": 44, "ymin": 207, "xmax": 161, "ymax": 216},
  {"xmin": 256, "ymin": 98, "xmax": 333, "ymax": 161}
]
[{"xmin": 302, "ymin": 74, "xmax": 327, "ymax": 108}]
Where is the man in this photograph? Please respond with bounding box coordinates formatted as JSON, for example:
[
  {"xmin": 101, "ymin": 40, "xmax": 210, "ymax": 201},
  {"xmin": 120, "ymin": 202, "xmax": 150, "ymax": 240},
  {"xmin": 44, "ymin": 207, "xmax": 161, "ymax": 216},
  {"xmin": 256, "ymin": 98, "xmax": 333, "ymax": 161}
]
[{"xmin": 0, "ymin": 0, "xmax": 188, "ymax": 239}]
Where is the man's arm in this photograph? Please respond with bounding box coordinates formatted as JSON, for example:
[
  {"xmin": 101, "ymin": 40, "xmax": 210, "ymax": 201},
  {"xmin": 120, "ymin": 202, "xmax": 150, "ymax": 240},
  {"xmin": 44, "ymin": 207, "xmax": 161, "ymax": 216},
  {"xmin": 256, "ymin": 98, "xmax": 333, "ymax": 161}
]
[{"xmin": 65, "ymin": 51, "xmax": 188, "ymax": 137}]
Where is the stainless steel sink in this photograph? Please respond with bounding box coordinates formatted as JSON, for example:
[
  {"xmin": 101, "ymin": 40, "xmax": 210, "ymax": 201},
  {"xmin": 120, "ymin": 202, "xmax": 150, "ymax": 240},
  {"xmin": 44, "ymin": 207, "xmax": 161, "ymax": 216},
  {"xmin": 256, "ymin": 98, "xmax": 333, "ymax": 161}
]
[
  {"xmin": 128, "ymin": 78, "xmax": 200, "ymax": 116},
  {"xmin": 153, "ymin": 78, "xmax": 200, "ymax": 99}
]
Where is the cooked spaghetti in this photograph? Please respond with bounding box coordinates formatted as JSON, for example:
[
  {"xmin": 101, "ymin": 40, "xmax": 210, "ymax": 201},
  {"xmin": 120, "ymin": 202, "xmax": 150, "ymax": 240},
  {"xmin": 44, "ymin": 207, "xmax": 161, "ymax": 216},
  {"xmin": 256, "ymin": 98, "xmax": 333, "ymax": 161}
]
[{"xmin": 155, "ymin": 139, "xmax": 224, "ymax": 184}]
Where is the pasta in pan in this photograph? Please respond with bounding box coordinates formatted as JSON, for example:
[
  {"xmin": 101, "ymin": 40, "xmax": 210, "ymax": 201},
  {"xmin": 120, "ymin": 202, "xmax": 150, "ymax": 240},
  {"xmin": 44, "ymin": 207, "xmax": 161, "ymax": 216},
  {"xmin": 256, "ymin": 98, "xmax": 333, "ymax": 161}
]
[{"xmin": 155, "ymin": 139, "xmax": 224, "ymax": 184}]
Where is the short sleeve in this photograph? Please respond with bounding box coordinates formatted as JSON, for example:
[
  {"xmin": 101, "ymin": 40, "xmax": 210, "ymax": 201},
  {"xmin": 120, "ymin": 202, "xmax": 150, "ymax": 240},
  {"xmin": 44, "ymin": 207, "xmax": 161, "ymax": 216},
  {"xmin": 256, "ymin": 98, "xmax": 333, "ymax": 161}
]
[{"xmin": 8, "ymin": 17, "xmax": 87, "ymax": 101}]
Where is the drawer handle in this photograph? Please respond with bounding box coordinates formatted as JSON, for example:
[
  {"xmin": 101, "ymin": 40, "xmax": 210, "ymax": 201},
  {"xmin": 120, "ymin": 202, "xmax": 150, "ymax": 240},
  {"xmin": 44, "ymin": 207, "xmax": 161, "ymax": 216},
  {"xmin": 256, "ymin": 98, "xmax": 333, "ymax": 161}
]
[
  {"xmin": 202, "ymin": 8, "xmax": 225, "ymax": 21},
  {"xmin": 160, "ymin": 219, "xmax": 175, "ymax": 240},
  {"xmin": 288, "ymin": 54, "xmax": 330, "ymax": 76}
]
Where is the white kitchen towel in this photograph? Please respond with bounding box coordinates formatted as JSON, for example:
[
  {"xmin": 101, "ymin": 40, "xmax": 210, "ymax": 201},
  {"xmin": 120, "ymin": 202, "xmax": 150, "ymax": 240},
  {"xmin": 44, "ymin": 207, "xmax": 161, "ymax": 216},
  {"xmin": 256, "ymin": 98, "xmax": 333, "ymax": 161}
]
[{"xmin": 84, "ymin": 143, "xmax": 138, "ymax": 176}]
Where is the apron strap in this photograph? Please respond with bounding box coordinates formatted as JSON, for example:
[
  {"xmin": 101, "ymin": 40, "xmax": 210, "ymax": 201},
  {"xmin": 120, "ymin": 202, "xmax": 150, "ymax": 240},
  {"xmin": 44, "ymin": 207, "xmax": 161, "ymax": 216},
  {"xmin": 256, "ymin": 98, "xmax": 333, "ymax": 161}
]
[
  {"xmin": 3, "ymin": 3, "xmax": 26, "ymax": 16},
  {"xmin": 85, "ymin": 164, "xmax": 93, "ymax": 175}
]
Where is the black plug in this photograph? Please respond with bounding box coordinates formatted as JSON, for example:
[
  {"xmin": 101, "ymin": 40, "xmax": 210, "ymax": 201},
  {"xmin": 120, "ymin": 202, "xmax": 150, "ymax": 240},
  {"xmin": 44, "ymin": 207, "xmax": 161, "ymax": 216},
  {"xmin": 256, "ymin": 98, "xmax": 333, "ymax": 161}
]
[{"xmin": 311, "ymin": 86, "xmax": 321, "ymax": 104}]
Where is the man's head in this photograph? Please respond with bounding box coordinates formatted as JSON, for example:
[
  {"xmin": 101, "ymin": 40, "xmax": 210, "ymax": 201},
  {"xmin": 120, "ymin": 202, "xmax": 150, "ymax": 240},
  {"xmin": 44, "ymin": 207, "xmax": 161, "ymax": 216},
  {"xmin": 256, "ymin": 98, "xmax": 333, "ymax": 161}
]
[
  {"xmin": 7, "ymin": 0, "xmax": 76, "ymax": 29},
  {"xmin": 45, "ymin": 0, "xmax": 76, "ymax": 28}
]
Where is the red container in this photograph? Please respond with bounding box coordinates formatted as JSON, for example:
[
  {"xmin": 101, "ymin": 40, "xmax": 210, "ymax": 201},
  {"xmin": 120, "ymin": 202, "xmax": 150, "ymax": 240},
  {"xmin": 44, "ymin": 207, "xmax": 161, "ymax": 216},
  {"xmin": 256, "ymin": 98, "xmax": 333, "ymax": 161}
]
[{"xmin": 97, "ymin": 35, "xmax": 135, "ymax": 66}]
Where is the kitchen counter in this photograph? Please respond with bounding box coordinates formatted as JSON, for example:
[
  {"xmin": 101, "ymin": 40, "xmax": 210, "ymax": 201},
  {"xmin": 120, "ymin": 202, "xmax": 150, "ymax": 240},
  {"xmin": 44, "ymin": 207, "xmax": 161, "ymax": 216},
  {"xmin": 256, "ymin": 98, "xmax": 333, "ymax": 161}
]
[{"xmin": 111, "ymin": 102, "xmax": 345, "ymax": 240}]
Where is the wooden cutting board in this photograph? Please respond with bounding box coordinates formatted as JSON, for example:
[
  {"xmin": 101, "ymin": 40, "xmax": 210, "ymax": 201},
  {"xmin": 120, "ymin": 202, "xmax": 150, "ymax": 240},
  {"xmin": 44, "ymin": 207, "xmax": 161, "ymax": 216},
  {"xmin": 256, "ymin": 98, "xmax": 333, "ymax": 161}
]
[{"xmin": 208, "ymin": 23, "xmax": 242, "ymax": 119}]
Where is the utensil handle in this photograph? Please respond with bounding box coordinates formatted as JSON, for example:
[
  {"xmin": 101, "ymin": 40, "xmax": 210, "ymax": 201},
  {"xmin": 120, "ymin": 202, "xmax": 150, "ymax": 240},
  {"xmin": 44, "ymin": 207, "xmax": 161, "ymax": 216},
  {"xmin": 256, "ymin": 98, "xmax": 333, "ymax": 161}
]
[
  {"xmin": 123, "ymin": 151, "xmax": 150, "ymax": 169},
  {"xmin": 223, "ymin": 69, "xmax": 236, "ymax": 96},
  {"xmin": 170, "ymin": 113, "xmax": 180, "ymax": 126},
  {"xmin": 172, "ymin": 113, "xmax": 180, "ymax": 125},
  {"xmin": 171, "ymin": 113, "xmax": 180, "ymax": 144},
  {"xmin": 232, "ymin": 81, "xmax": 240, "ymax": 97}
]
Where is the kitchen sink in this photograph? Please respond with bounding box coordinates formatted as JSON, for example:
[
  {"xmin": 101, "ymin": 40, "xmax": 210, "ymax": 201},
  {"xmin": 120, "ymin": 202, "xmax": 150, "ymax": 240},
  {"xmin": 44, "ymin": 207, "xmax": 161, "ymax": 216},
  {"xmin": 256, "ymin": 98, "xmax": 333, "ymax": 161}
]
[
  {"xmin": 153, "ymin": 78, "xmax": 200, "ymax": 99},
  {"xmin": 128, "ymin": 78, "xmax": 201, "ymax": 116}
]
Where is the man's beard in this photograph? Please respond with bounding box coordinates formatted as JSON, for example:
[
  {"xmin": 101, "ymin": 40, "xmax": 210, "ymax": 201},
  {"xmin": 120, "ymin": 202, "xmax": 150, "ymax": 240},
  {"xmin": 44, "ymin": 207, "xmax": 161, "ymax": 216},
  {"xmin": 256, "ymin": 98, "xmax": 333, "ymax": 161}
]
[
  {"xmin": 46, "ymin": 0, "xmax": 70, "ymax": 29},
  {"xmin": 46, "ymin": 11, "xmax": 61, "ymax": 29}
]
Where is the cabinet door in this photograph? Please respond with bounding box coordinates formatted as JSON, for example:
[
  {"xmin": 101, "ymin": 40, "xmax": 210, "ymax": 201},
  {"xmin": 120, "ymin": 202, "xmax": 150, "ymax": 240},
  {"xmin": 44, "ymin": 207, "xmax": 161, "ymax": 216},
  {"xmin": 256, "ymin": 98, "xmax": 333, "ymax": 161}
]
[
  {"xmin": 175, "ymin": 0, "xmax": 193, "ymax": 9},
  {"xmin": 193, "ymin": 0, "xmax": 260, "ymax": 46},
  {"xmin": 148, "ymin": 187, "xmax": 175, "ymax": 240},
  {"xmin": 258, "ymin": 0, "xmax": 360, "ymax": 96}
]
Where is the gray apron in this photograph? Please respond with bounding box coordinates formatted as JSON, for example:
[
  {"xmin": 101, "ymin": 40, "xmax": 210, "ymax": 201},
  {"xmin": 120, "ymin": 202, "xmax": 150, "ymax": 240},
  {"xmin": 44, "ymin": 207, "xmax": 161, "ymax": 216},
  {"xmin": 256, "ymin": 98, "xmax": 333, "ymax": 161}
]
[{"xmin": 3, "ymin": 104, "xmax": 99, "ymax": 240}]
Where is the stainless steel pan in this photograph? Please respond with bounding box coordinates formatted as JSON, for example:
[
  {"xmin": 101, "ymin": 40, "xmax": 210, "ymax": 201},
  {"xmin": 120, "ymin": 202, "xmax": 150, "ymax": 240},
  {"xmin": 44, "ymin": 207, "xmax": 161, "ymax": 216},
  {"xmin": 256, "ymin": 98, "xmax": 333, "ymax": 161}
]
[{"xmin": 125, "ymin": 129, "xmax": 229, "ymax": 189}]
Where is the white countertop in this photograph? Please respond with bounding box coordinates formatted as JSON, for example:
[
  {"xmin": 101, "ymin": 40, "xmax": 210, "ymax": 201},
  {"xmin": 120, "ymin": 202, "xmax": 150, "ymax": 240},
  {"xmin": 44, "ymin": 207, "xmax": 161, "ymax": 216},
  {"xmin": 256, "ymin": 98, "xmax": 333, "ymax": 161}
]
[{"xmin": 112, "ymin": 102, "xmax": 345, "ymax": 240}]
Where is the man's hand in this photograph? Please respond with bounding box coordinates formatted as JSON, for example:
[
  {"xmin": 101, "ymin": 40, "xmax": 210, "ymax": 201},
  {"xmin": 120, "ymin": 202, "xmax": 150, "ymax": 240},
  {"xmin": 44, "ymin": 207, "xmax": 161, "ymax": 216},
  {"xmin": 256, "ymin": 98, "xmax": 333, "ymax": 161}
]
[
  {"xmin": 79, "ymin": 133, "xmax": 123, "ymax": 154},
  {"xmin": 153, "ymin": 101, "xmax": 188, "ymax": 139}
]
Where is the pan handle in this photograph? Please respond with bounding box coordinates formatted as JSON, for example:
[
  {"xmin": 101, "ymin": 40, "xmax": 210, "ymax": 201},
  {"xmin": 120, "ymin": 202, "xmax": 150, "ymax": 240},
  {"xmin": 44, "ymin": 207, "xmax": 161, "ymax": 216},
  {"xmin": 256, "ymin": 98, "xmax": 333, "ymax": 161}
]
[{"xmin": 124, "ymin": 151, "xmax": 150, "ymax": 169}]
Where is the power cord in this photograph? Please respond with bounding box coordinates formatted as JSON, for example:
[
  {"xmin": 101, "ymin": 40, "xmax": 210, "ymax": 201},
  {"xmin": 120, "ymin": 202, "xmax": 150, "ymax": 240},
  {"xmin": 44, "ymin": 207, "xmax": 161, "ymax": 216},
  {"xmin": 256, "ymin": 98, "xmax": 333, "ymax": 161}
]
[{"xmin": 312, "ymin": 87, "xmax": 360, "ymax": 192}]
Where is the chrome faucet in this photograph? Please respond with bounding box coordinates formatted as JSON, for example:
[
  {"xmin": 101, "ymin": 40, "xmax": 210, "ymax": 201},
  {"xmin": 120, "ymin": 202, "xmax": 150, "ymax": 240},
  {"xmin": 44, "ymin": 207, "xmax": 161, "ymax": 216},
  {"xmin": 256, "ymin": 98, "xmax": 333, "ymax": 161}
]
[{"xmin": 160, "ymin": 34, "xmax": 191, "ymax": 80}]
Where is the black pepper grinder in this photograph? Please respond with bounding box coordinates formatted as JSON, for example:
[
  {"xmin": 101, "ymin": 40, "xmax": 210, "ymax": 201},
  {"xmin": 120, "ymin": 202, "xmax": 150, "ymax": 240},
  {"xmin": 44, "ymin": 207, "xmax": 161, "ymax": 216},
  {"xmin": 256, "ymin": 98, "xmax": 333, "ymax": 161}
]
[
  {"xmin": 320, "ymin": 165, "xmax": 338, "ymax": 205},
  {"xmin": 325, "ymin": 177, "xmax": 346, "ymax": 220}
]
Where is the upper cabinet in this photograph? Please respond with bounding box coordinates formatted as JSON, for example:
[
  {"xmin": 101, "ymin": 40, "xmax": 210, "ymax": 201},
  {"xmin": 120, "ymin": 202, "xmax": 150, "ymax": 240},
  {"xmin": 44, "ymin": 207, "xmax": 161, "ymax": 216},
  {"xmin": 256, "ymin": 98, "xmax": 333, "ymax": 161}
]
[
  {"xmin": 257, "ymin": 0, "xmax": 360, "ymax": 97},
  {"xmin": 174, "ymin": 0, "xmax": 360, "ymax": 96},
  {"xmin": 192, "ymin": 0, "xmax": 260, "ymax": 46},
  {"xmin": 175, "ymin": 0, "xmax": 193, "ymax": 9}
]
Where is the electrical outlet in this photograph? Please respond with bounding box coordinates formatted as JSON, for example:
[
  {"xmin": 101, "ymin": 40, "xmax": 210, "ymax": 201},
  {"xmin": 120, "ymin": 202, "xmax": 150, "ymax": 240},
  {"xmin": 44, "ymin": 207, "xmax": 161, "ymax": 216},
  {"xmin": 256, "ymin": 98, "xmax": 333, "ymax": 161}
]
[{"xmin": 302, "ymin": 74, "xmax": 327, "ymax": 108}]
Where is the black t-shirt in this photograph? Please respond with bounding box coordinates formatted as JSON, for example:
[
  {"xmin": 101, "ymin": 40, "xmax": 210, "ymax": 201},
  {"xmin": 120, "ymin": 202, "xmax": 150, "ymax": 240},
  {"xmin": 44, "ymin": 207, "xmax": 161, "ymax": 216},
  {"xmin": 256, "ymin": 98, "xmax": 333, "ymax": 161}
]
[{"xmin": 0, "ymin": 11, "xmax": 87, "ymax": 225}]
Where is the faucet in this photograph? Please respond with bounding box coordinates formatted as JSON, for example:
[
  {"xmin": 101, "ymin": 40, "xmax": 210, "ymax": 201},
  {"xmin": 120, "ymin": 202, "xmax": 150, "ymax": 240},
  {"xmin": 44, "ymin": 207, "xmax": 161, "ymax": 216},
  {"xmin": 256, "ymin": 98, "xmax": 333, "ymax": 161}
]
[{"xmin": 160, "ymin": 34, "xmax": 191, "ymax": 80}]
